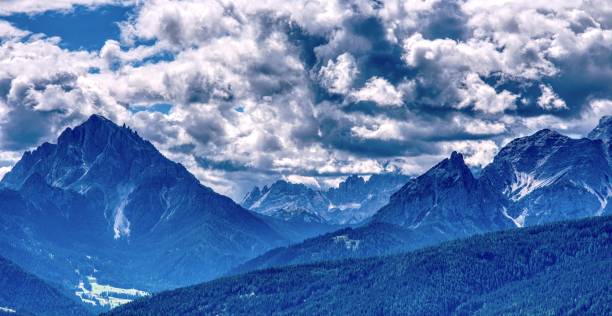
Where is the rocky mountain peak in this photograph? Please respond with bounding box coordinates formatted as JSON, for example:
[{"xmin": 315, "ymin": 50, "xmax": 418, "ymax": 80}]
[
  {"xmin": 241, "ymin": 186, "xmax": 262, "ymax": 208},
  {"xmin": 449, "ymin": 150, "xmax": 464, "ymax": 164},
  {"xmin": 341, "ymin": 174, "xmax": 366, "ymax": 188},
  {"xmin": 430, "ymin": 151, "xmax": 474, "ymax": 182},
  {"xmin": 1, "ymin": 114, "xmax": 182, "ymax": 192},
  {"xmin": 58, "ymin": 114, "xmax": 153, "ymax": 154},
  {"xmin": 588, "ymin": 115, "xmax": 612, "ymax": 142}
]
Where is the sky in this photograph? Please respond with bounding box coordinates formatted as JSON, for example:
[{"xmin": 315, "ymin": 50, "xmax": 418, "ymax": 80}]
[{"xmin": 0, "ymin": 0, "xmax": 611, "ymax": 201}]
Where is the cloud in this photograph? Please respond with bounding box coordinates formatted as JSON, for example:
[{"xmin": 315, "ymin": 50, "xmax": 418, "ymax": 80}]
[
  {"xmin": 119, "ymin": 0, "xmax": 242, "ymax": 48},
  {"xmin": 0, "ymin": 21, "xmax": 29, "ymax": 40},
  {"xmin": 0, "ymin": 0, "xmax": 132, "ymax": 15},
  {"xmin": 349, "ymin": 77, "xmax": 405, "ymax": 107},
  {"xmin": 458, "ymin": 73, "xmax": 517, "ymax": 114},
  {"xmin": 0, "ymin": 33, "xmax": 128, "ymax": 151},
  {"xmin": 442, "ymin": 140, "xmax": 499, "ymax": 168},
  {"xmin": 537, "ymin": 84, "xmax": 568, "ymax": 110},
  {"xmin": 350, "ymin": 119, "xmax": 405, "ymax": 141},
  {"xmin": 0, "ymin": 0, "xmax": 610, "ymax": 200},
  {"xmin": 318, "ymin": 52, "xmax": 358, "ymax": 94}
]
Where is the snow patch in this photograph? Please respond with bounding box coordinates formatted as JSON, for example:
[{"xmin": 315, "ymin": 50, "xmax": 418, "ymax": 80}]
[
  {"xmin": 515, "ymin": 209, "xmax": 528, "ymax": 227},
  {"xmin": 506, "ymin": 169, "xmax": 568, "ymax": 201},
  {"xmin": 579, "ymin": 181, "xmax": 612, "ymax": 216},
  {"xmin": 113, "ymin": 187, "xmax": 134, "ymax": 240},
  {"xmin": 502, "ymin": 207, "xmax": 527, "ymax": 228},
  {"xmin": 0, "ymin": 307, "xmax": 15, "ymax": 313},
  {"xmin": 75, "ymin": 276, "xmax": 149, "ymax": 309},
  {"xmin": 334, "ymin": 202, "xmax": 362, "ymax": 211},
  {"xmin": 239, "ymin": 291, "xmax": 256, "ymax": 299},
  {"xmin": 250, "ymin": 190, "xmax": 270, "ymax": 209},
  {"xmin": 113, "ymin": 199, "xmax": 130, "ymax": 239}
]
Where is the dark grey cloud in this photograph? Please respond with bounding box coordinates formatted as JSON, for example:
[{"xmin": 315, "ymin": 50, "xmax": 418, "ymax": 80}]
[
  {"xmin": 0, "ymin": 107, "xmax": 56, "ymax": 150},
  {"xmin": 184, "ymin": 112, "xmax": 227, "ymax": 147},
  {"xmin": 169, "ymin": 143, "xmax": 196, "ymax": 154},
  {"xmin": 195, "ymin": 156, "xmax": 250, "ymax": 172}
]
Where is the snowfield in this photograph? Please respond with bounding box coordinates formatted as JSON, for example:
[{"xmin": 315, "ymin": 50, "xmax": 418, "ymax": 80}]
[{"xmin": 75, "ymin": 276, "xmax": 149, "ymax": 309}]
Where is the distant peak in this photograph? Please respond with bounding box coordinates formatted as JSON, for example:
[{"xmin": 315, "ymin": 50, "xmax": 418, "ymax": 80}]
[
  {"xmin": 339, "ymin": 174, "xmax": 365, "ymax": 189},
  {"xmin": 268, "ymin": 180, "xmax": 314, "ymax": 193},
  {"xmin": 241, "ymin": 186, "xmax": 263, "ymax": 207},
  {"xmin": 345, "ymin": 174, "xmax": 364, "ymax": 183},
  {"xmin": 272, "ymin": 179, "xmax": 290, "ymax": 186}
]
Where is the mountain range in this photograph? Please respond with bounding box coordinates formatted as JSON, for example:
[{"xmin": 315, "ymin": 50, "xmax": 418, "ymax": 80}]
[
  {"xmin": 233, "ymin": 116, "xmax": 612, "ymax": 272},
  {"xmin": 241, "ymin": 173, "xmax": 410, "ymax": 225},
  {"xmin": 1, "ymin": 114, "xmax": 611, "ymax": 313}
]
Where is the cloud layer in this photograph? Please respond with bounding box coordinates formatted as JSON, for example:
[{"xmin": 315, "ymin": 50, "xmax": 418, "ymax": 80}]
[{"xmin": 0, "ymin": 0, "xmax": 611, "ymax": 200}]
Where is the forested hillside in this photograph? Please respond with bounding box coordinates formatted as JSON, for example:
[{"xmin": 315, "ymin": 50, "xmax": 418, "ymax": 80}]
[
  {"xmin": 106, "ymin": 216, "xmax": 612, "ymax": 316},
  {"xmin": 0, "ymin": 256, "xmax": 90, "ymax": 316}
]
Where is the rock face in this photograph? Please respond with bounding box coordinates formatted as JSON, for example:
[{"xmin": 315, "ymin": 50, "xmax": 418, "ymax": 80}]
[
  {"xmin": 326, "ymin": 173, "xmax": 411, "ymax": 224},
  {"xmin": 481, "ymin": 127, "xmax": 612, "ymax": 226},
  {"xmin": 242, "ymin": 173, "xmax": 410, "ymax": 225},
  {"xmin": 372, "ymin": 152, "xmax": 511, "ymax": 239},
  {"xmin": 0, "ymin": 115, "xmax": 287, "ymax": 298},
  {"xmin": 588, "ymin": 116, "xmax": 612, "ymax": 142},
  {"xmin": 242, "ymin": 180, "xmax": 329, "ymax": 223},
  {"xmin": 377, "ymin": 117, "xmax": 612, "ymax": 230}
]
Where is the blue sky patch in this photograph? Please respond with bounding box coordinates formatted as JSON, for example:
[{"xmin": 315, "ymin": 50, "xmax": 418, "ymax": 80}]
[
  {"xmin": 130, "ymin": 103, "xmax": 173, "ymax": 115},
  {"xmin": 3, "ymin": 5, "xmax": 133, "ymax": 51}
]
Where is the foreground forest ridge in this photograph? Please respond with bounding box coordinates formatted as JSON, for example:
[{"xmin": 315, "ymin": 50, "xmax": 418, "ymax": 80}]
[{"xmin": 106, "ymin": 216, "xmax": 612, "ymax": 316}]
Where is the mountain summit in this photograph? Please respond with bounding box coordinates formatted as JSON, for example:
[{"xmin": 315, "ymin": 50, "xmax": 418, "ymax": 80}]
[
  {"xmin": 588, "ymin": 115, "xmax": 612, "ymax": 142},
  {"xmin": 372, "ymin": 152, "xmax": 510, "ymax": 237}
]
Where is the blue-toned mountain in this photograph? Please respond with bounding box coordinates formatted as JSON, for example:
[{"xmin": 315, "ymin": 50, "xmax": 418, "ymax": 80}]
[
  {"xmin": 242, "ymin": 173, "xmax": 410, "ymax": 225},
  {"xmin": 481, "ymin": 123, "xmax": 612, "ymax": 226},
  {"xmin": 588, "ymin": 115, "xmax": 612, "ymax": 143},
  {"xmin": 372, "ymin": 152, "xmax": 511, "ymax": 235},
  {"xmin": 242, "ymin": 180, "xmax": 329, "ymax": 223},
  {"xmin": 234, "ymin": 152, "xmax": 512, "ymax": 273},
  {"xmin": 326, "ymin": 173, "xmax": 411, "ymax": 223},
  {"xmin": 0, "ymin": 115, "xmax": 290, "ymax": 307},
  {"xmin": 232, "ymin": 118, "xmax": 612, "ymax": 273}
]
